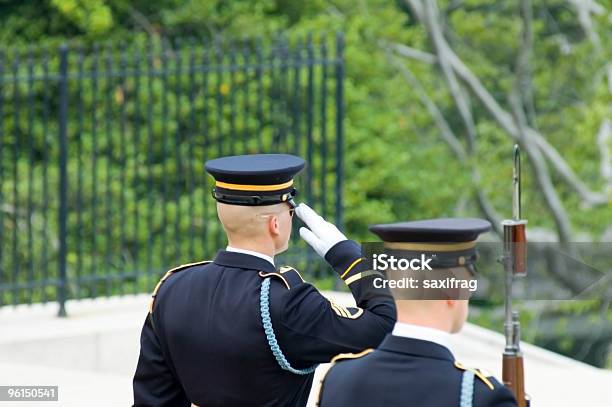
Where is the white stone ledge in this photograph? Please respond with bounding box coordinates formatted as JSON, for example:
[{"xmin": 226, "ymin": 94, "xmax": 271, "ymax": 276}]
[{"xmin": 1, "ymin": 293, "xmax": 610, "ymax": 406}]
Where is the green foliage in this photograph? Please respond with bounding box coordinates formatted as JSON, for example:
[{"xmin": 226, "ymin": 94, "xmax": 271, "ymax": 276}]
[
  {"xmin": 1, "ymin": 1, "xmax": 607, "ymax": 235},
  {"xmin": 50, "ymin": 0, "xmax": 114, "ymax": 36}
]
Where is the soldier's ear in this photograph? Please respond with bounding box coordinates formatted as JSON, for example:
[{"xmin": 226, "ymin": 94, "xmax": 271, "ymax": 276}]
[{"xmin": 268, "ymin": 214, "xmax": 281, "ymax": 236}]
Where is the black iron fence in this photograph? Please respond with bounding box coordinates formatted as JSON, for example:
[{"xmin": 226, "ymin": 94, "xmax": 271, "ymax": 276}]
[{"xmin": 0, "ymin": 33, "xmax": 345, "ymax": 314}]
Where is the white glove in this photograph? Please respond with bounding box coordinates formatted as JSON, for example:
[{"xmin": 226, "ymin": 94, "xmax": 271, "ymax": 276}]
[{"xmin": 295, "ymin": 203, "xmax": 347, "ymax": 258}]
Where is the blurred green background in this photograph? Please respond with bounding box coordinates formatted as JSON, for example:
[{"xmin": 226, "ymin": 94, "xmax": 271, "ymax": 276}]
[{"xmin": 0, "ymin": 0, "xmax": 610, "ymax": 367}]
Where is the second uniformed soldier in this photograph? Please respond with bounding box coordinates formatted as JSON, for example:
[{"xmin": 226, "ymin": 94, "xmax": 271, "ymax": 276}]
[
  {"xmin": 318, "ymin": 218, "xmax": 517, "ymax": 407},
  {"xmin": 132, "ymin": 154, "xmax": 396, "ymax": 406}
]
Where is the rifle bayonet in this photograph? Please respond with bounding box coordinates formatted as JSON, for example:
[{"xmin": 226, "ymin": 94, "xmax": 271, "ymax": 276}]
[{"xmin": 501, "ymin": 144, "xmax": 530, "ymax": 406}]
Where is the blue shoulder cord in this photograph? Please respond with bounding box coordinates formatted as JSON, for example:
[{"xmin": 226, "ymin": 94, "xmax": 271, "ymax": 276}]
[
  {"xmin": 460, "ymin": 370, "xmax": 475, "ymax": 407},
  {"xmin": 260, "ymin": 277, "xmax": 318, "ymax": 375}
]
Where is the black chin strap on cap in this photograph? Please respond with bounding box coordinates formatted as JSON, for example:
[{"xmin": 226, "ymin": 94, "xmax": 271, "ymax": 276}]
[{"xmin": 212, "ymin": 189, "xmax": 297, "ymax": 206}]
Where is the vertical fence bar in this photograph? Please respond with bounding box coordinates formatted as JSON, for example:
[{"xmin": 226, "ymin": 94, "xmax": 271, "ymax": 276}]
[
  {"xmin": 319, "ymin": 35, "xmax": 330, "ymax": 282},
  {"xmin": 132, "ymin": 42, "xmax": 142, "ymax": 286},
  {"xmin": 173, "ymin": 41, "xmax": 183, "ymax": 262},
  {"xmin": 145, "ymin": 38, "xmax": 154, "ymax": 285},
  {"xmin": 279, "ymin": 36, "xmax": 289, "ymax": 152},
  {"xmin": 187, "ymin": 45, "xmax": 196, "ymax": 260},
  {"xmin": 11, "ymin": 51, "xmax": 20, "ymax": 305},
  {"xmin": 161, "ymin": 43, "xmax": 170, "ymax": 267},
  {"xmin": 320, "ymin": 36, "xmax": 328, "ymax": 219},
  {"xmin": 241, "ymin": 40, "xmax": 250, "ymax": 153},
  {"xmin": 41, "ymin": 49, "xmax": 50, "ymax": 303},
  {"xmin": 75, "ymin": 47, "xmax": 85, "ymax": 299},
  {"xmin": 57, "ymin": 44, "xmax": 69, "ymax": 317},
  {"xmin": 90, "ymin": 45, "xmax": 100, "ymax": 297},
  {"xmin": 201, "ymin": 44, "xmax": 211, "ymax": 257},
  {"xmin": 118, "ymin": 42, "xmax": 128, "ymax": 292},
  {"xmin": 268, "ymin": 39, "xmax": 277, "ymax": 150},
  {"xmin": 306, "ymin": 34, "xmax": 314, "ymax": 207},
  {"xmin": 229, "ymin": 42, "xmax": 237, "ymax": 156},
  {"xmin": 292, "ymin": 37, "xmax": 302, "ymax": 157},
  {"xmin": 334, "ymin": 32, "xmax": 344, "ymax": 230},
  {"xmin": 26, "ymin": 49, "xmax": 35, "ymax": 303},
  {"xmin": 104, "ymin": 44, "xmax": 114, "ymax": 296},
  {"xmin": 255, "ymin": 38, "xmax": 264, "ymax": 152},
  {"xmin": 214, "ymin": 38, "xmax": 224, "ymax": 250},
  {"xmin": 0, "ymin": 50, "xmax": 4, "ymax": 306},
  {"xmin": 215, "ymin": 37, "xmax": 224, "ymax": 158}
]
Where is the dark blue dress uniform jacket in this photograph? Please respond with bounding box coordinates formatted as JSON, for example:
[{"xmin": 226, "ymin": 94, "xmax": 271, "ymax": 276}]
[
  {"xmin": 133, "ymin": 240, "xmax": 396, "ymax": 406},
  {"xmin": 318, "ymin": 335, "xmax": 517, "ymax": 407}
]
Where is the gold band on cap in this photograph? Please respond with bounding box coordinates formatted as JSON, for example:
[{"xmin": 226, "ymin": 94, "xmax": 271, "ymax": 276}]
[
  {"xmin": 383, "ymin": 240, "xmax": 477, "ymax": 252},
  {"xmin": 215, "ymin": 179, "xmax": 293, "ymax": 192}
]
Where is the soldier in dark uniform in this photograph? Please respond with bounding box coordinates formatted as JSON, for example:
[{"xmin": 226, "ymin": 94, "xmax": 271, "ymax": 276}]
[
  {"xmin": 132, "ymin": 154, "xmax": 396, "ymax": 406},
  {"xmin": 318, "ymin": 218, "xmax": 517, "ymax": 407}
]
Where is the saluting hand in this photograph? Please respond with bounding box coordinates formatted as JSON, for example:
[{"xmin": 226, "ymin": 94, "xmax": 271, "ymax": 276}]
[{"xmin": 295, "ymin": 203, "xmax": 347, "ymax": 257}]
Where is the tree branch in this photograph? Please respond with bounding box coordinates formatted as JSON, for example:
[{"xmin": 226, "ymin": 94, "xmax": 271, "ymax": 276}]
[
  {"xmin": 386, "ymin": 48, "xmax": 503, "ymax": 232},
  {"xmin": 388, "ymin": 52, "xmax": 466, "ymax": 160},
  {"xmin": 567, "ymin": 0, "xmax": 604, "ymax": 47},
  {"xmin": 388, "ymin": 42, "xmax": 437, "ymax": 64},
  {"xmin": 127, "ymin": 6, "xmax": 158, "ymax": 37},
  {"xmin": 389, "ymin": 37, "xmax": 609, "ymax": 206},
  {"xmin": 423, "ymin": 0, "xmax": 477, "ymax": 152},
  {"xmin": 511, "ymin": 1, "xmax": 574, "ymax": 244},
  {"xmin": 596, "ymin": 119, "xmax": 612, "ymax": 192},
  {"xmin": 516, "ymin": 0, "xmax": 537, "ymax": 128},
  {"xmin": 408, "ymin": 0, "xmax": 579, "ymax": 241},
  {"xmin": 510, "ymin": 0, "xmax": 573, "ymax": 243},
  {"xmin": 406, "ymin": 0, "xmax": 425, "ymax": 21}
]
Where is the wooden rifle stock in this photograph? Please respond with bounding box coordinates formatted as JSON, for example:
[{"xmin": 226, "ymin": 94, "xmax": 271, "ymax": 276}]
[{"xmin": 503, "ymin": 354, "xmax": 528, "ymax": 407}]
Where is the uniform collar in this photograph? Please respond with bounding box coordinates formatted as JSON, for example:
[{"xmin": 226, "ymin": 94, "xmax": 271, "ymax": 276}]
[
  {"xmin": 226, "ymin": 246, "xmax": 275, "ymax": 267},
  {"xmin": 213, "ymin": 250, "xmax": 277, "ymax": 273},
  {"xmin": 392, "ymin": 322, "xmax": 452, "ymax": 352},
  {"xmin": 378, "ymin": 333, "xmax": 455, "ymax": 362}
]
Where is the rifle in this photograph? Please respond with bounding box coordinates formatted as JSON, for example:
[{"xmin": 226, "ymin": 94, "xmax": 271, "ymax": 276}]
[{"xmin": 500, "ymin": 145, "xmax": 530, "ymax": 406}]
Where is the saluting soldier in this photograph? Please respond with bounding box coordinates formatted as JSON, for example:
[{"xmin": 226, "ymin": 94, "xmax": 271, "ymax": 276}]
[
  {"xmin": 132, "ymin": 154, "xmax": 396, "ymax": 406},
  {"xmin": 318, "ymin": 218, "xmax": 517, "ymax": 407}
]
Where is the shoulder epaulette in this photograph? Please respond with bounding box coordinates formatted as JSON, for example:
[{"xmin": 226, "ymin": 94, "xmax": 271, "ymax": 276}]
[
  {"xmin": 454, "ymin": 361, "xmax": 494, "ymax": 390},
  {"xmin": 258, "ymin": 265, "xmax": 304, "ymax": 290},
  {"xmin": 330, "ymin": 348, "xmax": 374, "ymax": 363},
  {"xmin": 316, "ymin": 348, "xmax": 374, "ymax": 406},
  {"xmin": 279, "ymin": 265, "xmax": 305, "ymax": 286},
  {"xmin": 148, "ymin": 260, "xmax": 212, "ymax": 314}
]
